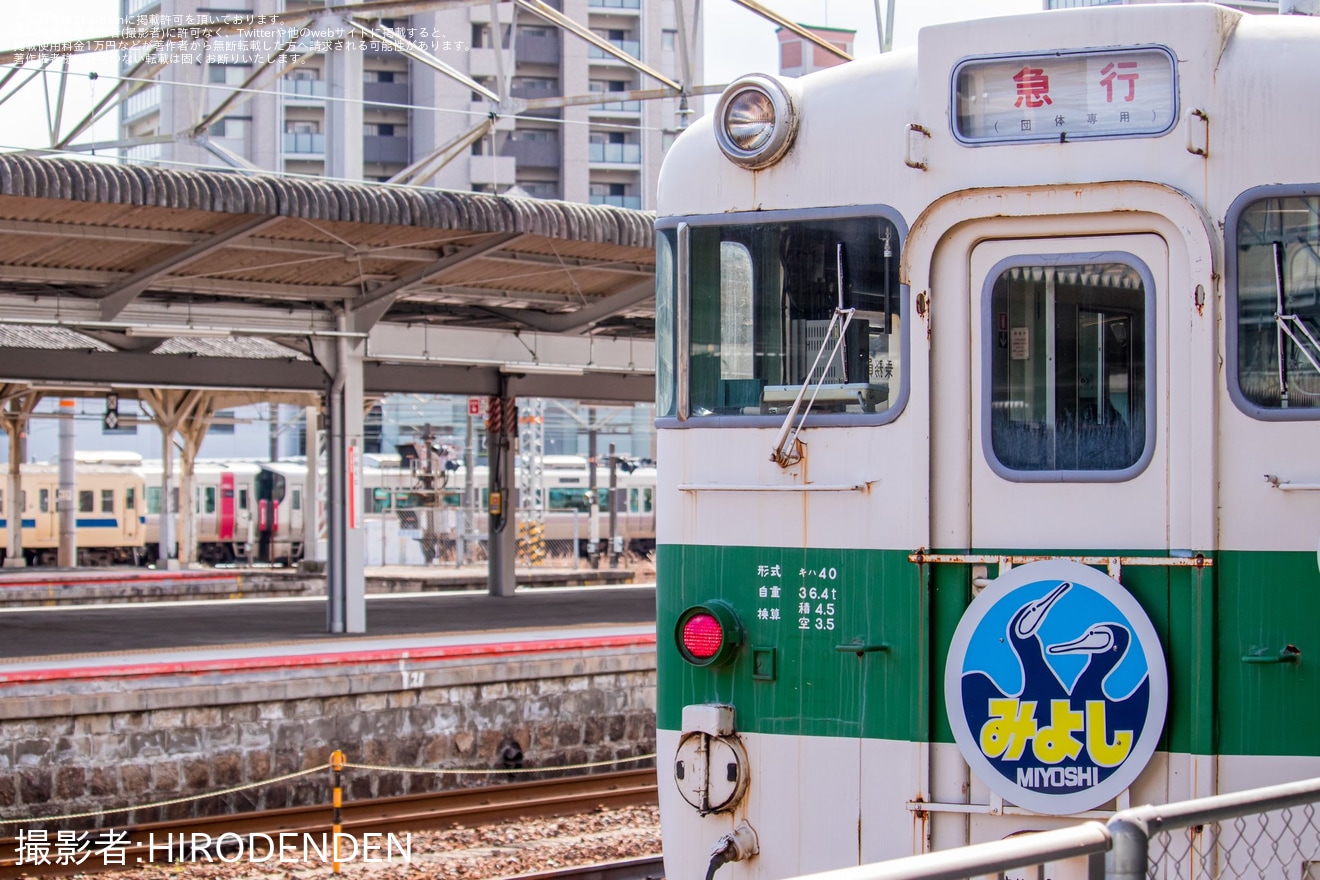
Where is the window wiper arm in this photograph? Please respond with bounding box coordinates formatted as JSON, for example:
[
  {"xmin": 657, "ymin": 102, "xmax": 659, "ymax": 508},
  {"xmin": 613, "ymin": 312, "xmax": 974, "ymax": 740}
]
[
  {"xmin": 1272, "ymin": 241, "xmax": 1320, "ymax": 409},
  {"xmin": 770, "ymin": 243, "xmax": 855, "ymax": 467}
]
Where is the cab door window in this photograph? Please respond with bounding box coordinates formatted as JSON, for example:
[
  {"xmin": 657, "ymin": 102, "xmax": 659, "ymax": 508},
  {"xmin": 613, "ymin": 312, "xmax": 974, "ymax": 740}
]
[{"xmin": 986, "ymin": 259, "xmax": 1153, "ymax": 477}]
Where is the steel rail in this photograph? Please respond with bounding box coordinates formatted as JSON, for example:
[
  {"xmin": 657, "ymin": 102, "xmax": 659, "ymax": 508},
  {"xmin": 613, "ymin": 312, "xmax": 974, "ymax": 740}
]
[{"xmin": 0, "ymin": 768, "xmax": 657, "ymax": 878}]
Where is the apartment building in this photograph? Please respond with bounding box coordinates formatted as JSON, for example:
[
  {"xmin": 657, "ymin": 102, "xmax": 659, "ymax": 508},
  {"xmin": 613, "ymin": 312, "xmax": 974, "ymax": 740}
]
[{"xmin": 120, "ymin": 0, "xmax": 701, "ymax": 210}]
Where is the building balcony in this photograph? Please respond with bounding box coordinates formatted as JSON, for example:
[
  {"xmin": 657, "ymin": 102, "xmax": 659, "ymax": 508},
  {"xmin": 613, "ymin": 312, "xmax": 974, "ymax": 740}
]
[
  {"xmin": 588, "ymin": 142, "xmax": 641, "ymax": 164},
  {"xmin": 591, "ymin": 99, "xmax": 641, "ymax": 113},
  {"xmin": 282, "ymin": 79, "xmax": 327, "ymax": 103},
  {"xmin": 469, "ymin": 154, "xmax": 517, "ymax": 185},
  {"xmin": 283, "ymin": 132, "xmax": 326, "ymax": 155},
  {"xmin": 364, "ymin": 135, "xmax": 409, "ymax": 165},
  {"xmin": 516, "ymin": 33, "xmax": 561, "ymax": 65},
  {"xmin": 364, "ymin": 81, "xmax": 410, "ymax": 107},
  {"xmin": 590, "ymin": 194, "xmax": 641, "ymax": 209},
  {"xmin": 588, "ymin": 39, "xmax": 640, "ymax": 60},
  {"xmin": 123, "ymin": 84, "xmax": 160, "ymax": 121},
  {"xmin": 510, "ymin": 79, "xmax": 560, "ymax": 100},
  {"xmin": 589, "ymin": 0, "xmax": 641, "ymax": 8},
  {"xmin": 502, "ymin": 139, "xmax": 560, "ymax": 169}
]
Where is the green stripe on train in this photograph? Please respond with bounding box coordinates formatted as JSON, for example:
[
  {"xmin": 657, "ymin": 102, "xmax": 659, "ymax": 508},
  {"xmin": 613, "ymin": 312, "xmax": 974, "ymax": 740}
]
[{"xmin": 656, "ymin": 545, "xmax": 1320, "ymax": 757}]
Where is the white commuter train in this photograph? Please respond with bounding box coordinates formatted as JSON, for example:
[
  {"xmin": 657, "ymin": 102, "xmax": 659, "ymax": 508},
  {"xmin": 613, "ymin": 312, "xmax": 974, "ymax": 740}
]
[
  {"xmin": 1, "ymin": 452, "xmax": 657, "ymax": 565},
  {"xmin": 655, "ymin": 6, "xmax": 1320, "ymax": 880}
]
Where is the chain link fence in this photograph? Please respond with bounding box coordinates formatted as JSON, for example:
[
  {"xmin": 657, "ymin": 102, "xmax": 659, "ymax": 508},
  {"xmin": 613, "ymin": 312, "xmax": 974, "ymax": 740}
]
[
  {"xmin": 782, "ymin": 777, "xmax": 1320, "ymax": 880},
  {"xmin": 1148, "ymin": 800, "xmax": 1320, "ymax": 880}
]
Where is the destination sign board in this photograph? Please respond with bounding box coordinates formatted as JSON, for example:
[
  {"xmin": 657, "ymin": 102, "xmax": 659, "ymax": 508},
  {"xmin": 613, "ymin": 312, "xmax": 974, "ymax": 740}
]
[{"xmin": 953, "ymin": 47, "xmax": 1177, "ymax": 145}]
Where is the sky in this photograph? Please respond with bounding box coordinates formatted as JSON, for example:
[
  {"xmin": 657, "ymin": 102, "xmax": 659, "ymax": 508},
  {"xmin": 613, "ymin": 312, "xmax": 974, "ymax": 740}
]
[{"xmin": 0, "ymin": 0, "xmax": 1041, "ymax": 154}]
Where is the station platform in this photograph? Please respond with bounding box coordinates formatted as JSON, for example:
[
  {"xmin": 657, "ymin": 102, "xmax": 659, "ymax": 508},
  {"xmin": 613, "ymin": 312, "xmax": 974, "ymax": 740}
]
[
  {"xmin": 0, "ymin": 563, "xmax": 638, "ymax": 606},
  {"xmin": 0, "ymin": 583, "xmax": 657, "ymax": 666}
]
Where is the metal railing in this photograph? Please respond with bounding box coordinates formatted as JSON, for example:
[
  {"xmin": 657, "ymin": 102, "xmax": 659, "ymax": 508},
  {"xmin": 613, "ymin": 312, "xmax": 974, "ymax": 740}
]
[
  {"xmin": 790, "ymin": 776, "xmax": 1320, "ymax": 880},
  {"xmin": 123, "ymin": 84, "xmax": 160, "ymax": 119},
  {"xmin": 282, "ymin": 79, "xmax": 327, "ymax": 100},
  {"xmin": 283, "ymin": 132, "xmax": 326, "ymax": 155},
  {"xmin": 588, "ymin": 142, "xmax": 641, "ymax": 164},
  {"xmin": 589, "ymin": 194, "xmax": 642, "ymax": 209},
  {"xmin": 588, "ymin": 39, "xmax": 640, "ymax": 59},
  {"xmin": 592, "ymin": 99, "xmax": 642, "ymax": 112}
]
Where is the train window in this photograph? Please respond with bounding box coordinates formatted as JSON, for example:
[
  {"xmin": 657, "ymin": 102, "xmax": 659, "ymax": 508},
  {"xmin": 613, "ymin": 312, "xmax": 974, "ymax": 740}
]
[
  {"xmin": 101, "ymin": 489, "xmax": 114, "ymax": 513},
  {"xmin": 125, "ymin": 487, "xmax": 135, "ymax": 510},
  {"xmin": 238, "ymin": 488, "xmax": 249, "ymax": 510},
  {"xmin": 683, "ymin": 212, "xmax": 903, "ymax": 420},
  {"xmin": 292, "ymin": 489, "xmax": 302, "ymax": 511},
  {"xmin": 643, "ymin": 487, "xmax": 653, "ymax": 512},
  {"xmin": 629, "ymin": 488, "xmax": 639, "ymax": 512},
  {"xmin": 39, "ymin": 489, "xmax": 49, "ymax": 513},
  {"xmin": 204, "ymin": 487, "xmax": 216, "ymax": 514},
  {"xmin": 146, "ymin": 486, "xmax": 162, "ymax": 515},
  {"xmin": 1230, "ymin": 192, "xmax": 1320, "ymax": 417},
  {"xmin": 986, "ymin": 260, "xmax": 1151, "ymax": 477},
  {"xmin": 79, "ymin": 490, "xmax": 94, "ymax": 513}
]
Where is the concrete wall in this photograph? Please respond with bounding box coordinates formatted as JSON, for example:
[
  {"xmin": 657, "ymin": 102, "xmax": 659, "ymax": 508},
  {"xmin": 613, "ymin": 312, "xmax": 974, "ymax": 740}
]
[{"xmin": 0, "ymin": 646, "xmax": 656, "ymax": 829}]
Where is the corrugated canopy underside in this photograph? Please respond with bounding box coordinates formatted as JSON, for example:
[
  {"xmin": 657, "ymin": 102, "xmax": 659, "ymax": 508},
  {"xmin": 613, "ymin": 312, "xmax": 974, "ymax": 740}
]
[{"xmin": 0, "ymin": 155, "xmax": 658, "ymax": 341}]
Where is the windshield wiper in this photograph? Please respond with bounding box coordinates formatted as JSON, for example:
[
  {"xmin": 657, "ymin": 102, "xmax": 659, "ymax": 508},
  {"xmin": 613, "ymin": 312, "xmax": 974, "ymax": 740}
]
[
  {"xmin": 1274, "ymin": 241, "xmax": 1320, "ymax": 409},
  {"xmin": 770, "ymin": 243, "xmax": 855, "ymax": 467}
]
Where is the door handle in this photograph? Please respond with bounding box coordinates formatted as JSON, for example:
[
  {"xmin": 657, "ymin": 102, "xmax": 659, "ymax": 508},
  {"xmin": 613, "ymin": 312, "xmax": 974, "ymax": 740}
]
[{"xmin": 835, "ymin": 639, "xmax": 889, "ymax": 656}]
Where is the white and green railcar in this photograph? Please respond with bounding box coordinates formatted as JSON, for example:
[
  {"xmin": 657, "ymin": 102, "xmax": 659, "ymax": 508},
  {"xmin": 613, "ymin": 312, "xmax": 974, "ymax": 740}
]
[{"xmin": 654, "ymin": 5, "xmax": 1320, "ymax": 880}]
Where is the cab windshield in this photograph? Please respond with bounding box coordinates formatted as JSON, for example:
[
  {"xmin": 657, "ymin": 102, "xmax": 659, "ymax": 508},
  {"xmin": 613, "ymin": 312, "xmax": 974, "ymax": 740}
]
[{"xmin": 682, "ymin": 214, "xmax": 903, "ymax": 419}]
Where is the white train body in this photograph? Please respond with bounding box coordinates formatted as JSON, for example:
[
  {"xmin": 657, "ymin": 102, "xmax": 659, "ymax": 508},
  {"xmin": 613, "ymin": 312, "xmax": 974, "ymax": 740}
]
[{"xmin": 655, "ymin": 6, "xmax": 1320, "ymax": 880}]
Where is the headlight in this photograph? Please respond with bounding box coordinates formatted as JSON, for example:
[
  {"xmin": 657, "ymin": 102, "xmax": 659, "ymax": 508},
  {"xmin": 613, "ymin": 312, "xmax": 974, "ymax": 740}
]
[{"xmin": 714, "ymin": 74, "xmax": 800, "ymax": 170}]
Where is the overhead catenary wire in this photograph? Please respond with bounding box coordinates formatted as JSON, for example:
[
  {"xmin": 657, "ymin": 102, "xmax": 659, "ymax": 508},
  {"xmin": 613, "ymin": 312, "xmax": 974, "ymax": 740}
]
[{"xmin": 0, "ymin": 58, "xmax": 680, "ymax": 141}]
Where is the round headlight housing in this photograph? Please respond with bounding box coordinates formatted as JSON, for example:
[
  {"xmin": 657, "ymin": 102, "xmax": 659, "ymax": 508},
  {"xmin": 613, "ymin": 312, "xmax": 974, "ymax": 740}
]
[
  {"xmin": 714, "ymin": 74, "xmax": 800, "ymax": 170},
  {"xmin": 675, "ymin": 600, "xmax": 743, "ymax": 667}
]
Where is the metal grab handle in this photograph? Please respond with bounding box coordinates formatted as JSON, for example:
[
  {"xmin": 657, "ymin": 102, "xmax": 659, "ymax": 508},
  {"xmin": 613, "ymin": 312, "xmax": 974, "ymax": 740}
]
[
  {"xmin": 835, "ymin": 640, "xmax": 889, "ymax": 655},
  {"xmin": 1242, "ymin": 645, "xmax": 1301, "ymax": 664}
]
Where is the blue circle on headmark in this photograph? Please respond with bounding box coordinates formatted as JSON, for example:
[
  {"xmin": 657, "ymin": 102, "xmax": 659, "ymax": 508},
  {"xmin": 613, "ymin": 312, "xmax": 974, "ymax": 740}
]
[{"xmin": 944, "ymin": 560, "xmax": 1168, "ymax": 815}]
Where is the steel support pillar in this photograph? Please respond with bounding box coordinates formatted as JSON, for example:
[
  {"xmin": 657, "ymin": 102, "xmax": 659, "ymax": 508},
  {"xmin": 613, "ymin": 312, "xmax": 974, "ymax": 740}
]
[
  {"xmin": 302, "ymin": 404, "xmax": 323, "ymax": 567},
  {"xmin": 57, "ymin": 399, "xmax": 76, "ymax": 568},
  {"xmin": 2, "ymin": 386, "xmax": 40, "ymax": 567},
  {"xmin": 5, "ymin": 427, "xmax": 23, "ymax": 567},
  {"xmin": 486, "ymin": 395, "xmax": 517, "ymax": 597},
  {"xmin": 325, "ymin": 330, "xmax": 366, "ymax": 632}
]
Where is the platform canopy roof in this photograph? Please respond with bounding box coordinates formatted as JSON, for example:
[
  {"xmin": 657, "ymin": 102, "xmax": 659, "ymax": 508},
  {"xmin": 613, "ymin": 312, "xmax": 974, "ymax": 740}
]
[{"xmin": 0, "ymin": 155, "xmax": 658, "ymax": 402}]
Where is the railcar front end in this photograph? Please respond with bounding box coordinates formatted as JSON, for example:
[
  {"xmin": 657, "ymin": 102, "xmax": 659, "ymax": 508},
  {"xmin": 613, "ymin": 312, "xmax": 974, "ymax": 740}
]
[{"xmin": 655, "ymin": 6, "xmax": 1320, "ymax": 880}]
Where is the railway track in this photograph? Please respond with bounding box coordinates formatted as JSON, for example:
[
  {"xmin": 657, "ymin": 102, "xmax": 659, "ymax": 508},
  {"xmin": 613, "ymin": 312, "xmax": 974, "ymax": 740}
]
[{"xmin": 0, "ymin": 768, "xmax": 658, "ymax": 879}]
